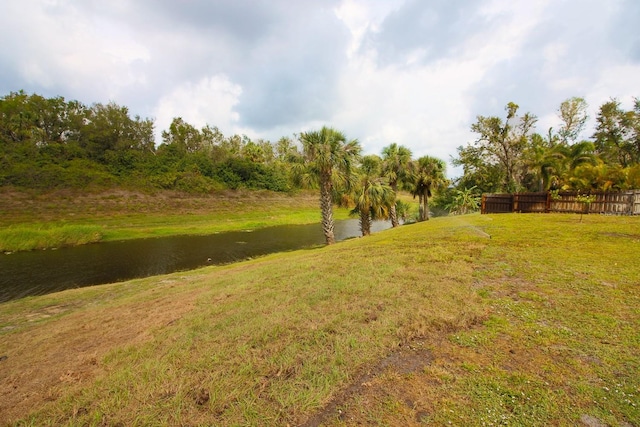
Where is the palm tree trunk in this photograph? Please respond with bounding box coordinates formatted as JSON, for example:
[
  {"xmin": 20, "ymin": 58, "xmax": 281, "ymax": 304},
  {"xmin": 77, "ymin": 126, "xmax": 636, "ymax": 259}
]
[
  {"xmin": 389, "ymin": 182, "xmax": 399, "ymax": 227},
  {"xmin": 422, "ymin": 189, "xmax": 430, "ymax": 221},
  {"xmin": 389, "ymin": 204, "xmax": 398, "ymax": 227},
  {"xmin": 319, "ymin": 176, "xmax": 335, "ymax": 245},
  {"xmin": 359, "ymin": 210, "xmax": 371, "ymax": 236}
]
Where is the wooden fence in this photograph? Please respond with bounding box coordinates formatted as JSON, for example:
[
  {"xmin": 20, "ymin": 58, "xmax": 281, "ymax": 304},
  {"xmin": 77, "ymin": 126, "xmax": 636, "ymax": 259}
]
[{"xmin": 481, "ymin": 190, "xmax": 640, "ymax": 215}]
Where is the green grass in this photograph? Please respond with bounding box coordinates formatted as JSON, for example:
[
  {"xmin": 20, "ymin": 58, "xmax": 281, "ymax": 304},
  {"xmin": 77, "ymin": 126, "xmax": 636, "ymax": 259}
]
[
  {"xmin": 95, "ymin": 207, "xmax": 351, "ymax": 241},
  {"xmin": 0, "ymin": 213, "xmax": 638, "ymax": 426},
  {"xmin": 0, "ymin": 189, "xmax": 353, "ymax": 251},
  {"xmin": 0, "ymin": 209, "xmax": 352, "ymax": 252},
  {"xmin": 0, "ymin": 223, "xmax": 104, "ymax": 252}
]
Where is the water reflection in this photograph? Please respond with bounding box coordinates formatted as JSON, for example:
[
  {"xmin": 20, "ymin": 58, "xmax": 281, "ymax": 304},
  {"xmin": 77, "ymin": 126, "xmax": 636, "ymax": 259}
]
[{"xmin": 0, "ymin": 219, "xmax": 391, "ymax": 302}]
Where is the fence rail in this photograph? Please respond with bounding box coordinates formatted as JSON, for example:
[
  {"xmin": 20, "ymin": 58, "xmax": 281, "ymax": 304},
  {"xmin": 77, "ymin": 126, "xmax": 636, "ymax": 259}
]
[{"xmin": 481, "ymin": 190, "xmax": 640, "ymax": 215}]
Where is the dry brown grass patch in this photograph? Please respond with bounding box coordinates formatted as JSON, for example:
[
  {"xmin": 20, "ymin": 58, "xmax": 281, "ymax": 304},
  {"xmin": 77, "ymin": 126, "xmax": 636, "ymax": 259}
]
[{"xmin": 0, "ymin": 288, "xmax": 201, "ymax": 424}]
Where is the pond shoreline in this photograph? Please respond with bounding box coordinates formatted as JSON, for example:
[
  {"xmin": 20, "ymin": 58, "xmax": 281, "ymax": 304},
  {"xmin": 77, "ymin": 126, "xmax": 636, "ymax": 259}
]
[
  {"xmin": 0, "ymin": 188, "xmax": 354, "ymax": 252},
  {"xmin": 0, "ymin": 218, "xmax": 392, "ymax": 303}
]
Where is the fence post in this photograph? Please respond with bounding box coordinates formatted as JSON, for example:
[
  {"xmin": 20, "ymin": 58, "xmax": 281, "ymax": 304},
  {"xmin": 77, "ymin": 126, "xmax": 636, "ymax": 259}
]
[
  {"xmin": 481, "ymin": 194, "xmax": 486, "ymax": 214},
  {"xmin": 546, "ymin": 191, "xmax": 551, "ymax": 213}
]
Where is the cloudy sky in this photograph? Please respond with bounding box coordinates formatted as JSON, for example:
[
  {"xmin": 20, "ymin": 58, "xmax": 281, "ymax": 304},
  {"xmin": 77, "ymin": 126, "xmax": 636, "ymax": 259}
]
[{"xmin": 1, "ymin": 0, "xmax": 639, "ymax": 177}]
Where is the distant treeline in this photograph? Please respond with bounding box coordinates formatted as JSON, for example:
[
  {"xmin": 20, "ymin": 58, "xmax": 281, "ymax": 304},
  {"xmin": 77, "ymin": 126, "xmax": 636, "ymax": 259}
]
[
  {"xmin": 0, "ymin": 91, "xmax": 300, "ymax": 192},
  {"xmin": 1, "ymin": 91, "xmax": 639, "ymax": 212},
  {"xmin": 453, "ymin": 98, "xmax": 640, "ymax": 196}
]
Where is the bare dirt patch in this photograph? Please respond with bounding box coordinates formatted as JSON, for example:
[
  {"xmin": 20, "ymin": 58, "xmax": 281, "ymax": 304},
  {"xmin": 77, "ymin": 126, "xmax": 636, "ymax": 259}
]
[
  {"xmin": 300, "ymin": 345, "xmax": 433, "ymax": 427},
  {"xmin": 600, "ymin": 232, "xmax": 640, "ymax": 241},
  {"xmin": 0, "ymin": 289, "xmax": 201, "ymax": 424}
]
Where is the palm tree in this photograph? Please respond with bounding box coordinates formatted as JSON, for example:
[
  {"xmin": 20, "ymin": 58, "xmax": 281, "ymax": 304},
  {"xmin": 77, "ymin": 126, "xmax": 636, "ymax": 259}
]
[
  {"xmin": 556, "ymin": 140, "xmax": 598, "ymax": 189},
  {"xmin": 565, "ymin": 140, "xmax": 598, "ymax": 171},
  {"xmin": 350, "ymin": 176, "xmax": 395, "ymax": 236},
  {"xmin": 447, "ymin": 186, "xmax": 481, "ymax": 215},
  {"xmin": 297, "ymin": 127, "xmax": 361, "ymax": 245},
  {"xmin": 381, "ymin": 143, "xmax": 413, "ymax": 227},
  {"xmin": 411, "ymin": 156, "xmax": 448, "ymax": 221},
  {"xmin": 568, "ymin": 161, "xmax": 626, "ymax": 192},
  {"xmin": 525, "ymin": 141, "xmax": 565, "ymax": 191}
]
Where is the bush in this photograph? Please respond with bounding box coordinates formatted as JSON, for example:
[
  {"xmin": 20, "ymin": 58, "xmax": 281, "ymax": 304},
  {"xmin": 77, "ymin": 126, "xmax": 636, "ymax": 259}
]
[
  {"xmin": 213, "ymin": 158, "xmax": 289, "ymax": 192},
  {"xmin": 174, "ymin": 170, "xmax": 222, "ymax": 193},
  {"xmin": 60, "ymin": 159, "xmax": 118, "ymax": 188}
]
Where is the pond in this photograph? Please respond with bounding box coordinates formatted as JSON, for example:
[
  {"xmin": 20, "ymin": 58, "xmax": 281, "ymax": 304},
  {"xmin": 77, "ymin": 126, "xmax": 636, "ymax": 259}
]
[{"xmin": 0, "ymin": 219, "xmax": 391, "ymax": 303}]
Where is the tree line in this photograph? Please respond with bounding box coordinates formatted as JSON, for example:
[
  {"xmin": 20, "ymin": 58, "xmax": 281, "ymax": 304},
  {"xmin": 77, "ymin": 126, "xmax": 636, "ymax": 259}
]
[
  {"xmin": 1, "ymin": 91, "xmax": 638, "ymax": 242},
  {"xmin": 0, "ymin": 91, "xmax": 450, "ymax": 243},
  {"xmin": 454, "ymin": 97, "xmax": 640, "ymax": 196},
  {"xmin": 0, "ymin": 91, "xmax": 296, "ymax": 193}
]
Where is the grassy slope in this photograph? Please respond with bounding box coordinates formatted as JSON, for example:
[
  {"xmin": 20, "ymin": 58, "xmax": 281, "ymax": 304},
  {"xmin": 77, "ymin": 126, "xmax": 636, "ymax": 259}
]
[
  {"xmin": 0, "ymin": 189, "xmax": 352, "ymax": 252},
  {"xmin": 0, "ymin": 213, "xmax": 638, "ymax": 426}
]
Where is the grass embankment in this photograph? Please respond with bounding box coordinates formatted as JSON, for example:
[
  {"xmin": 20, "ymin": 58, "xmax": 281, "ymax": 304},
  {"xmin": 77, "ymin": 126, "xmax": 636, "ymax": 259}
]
[
  {"xmin": 0, "ymin": 189, "xmax": 350, "ymax": 252},
  {"xmin": 0, "ymin": 213, "xmax": 638, "ymax": 426}
]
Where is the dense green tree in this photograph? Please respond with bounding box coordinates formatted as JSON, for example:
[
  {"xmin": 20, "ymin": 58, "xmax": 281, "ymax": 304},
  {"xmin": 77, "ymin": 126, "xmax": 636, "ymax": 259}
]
[
  {"xmin": 218, "ymin": 134, "xmax": 243, "ymax": 158},
  {"xmin": 79, "ymin": 102, "xmax": 155, "ymax": 163},
  {"xmin": 361, "ymin": 154, "xmax": 383, "ymax": 176},
  {"xmin": 275, "ymin": 136, "xmax": 298, "ymax": 162},
  {"xmin": 161, "ymin": 117, "xmax": 203, "ymax": 154},
  {"xmin": 468, "ymin": 102, "xmax": 537, "ymax": 192},
  {"xmin": 0, "ymin": 91, "xmax": 36, "ymax": 144},
  {"xmin": 297, "ymin": 127, "xmax": 361, "ymax": 245},
  {"xmin": 257, "ymin": 139, "xmax": 276, "ymax": 164},
  {"xmin": 212, "ymin": 157, "xmax": 288, "ymax": 191},
  {"xmin": 0, "ymin": 92, "xmax": 139, "ymax": 187},
  {"xmin": 381, "ymin": 143, "xmax": 413, "ymax": 227},
  {"xmin": 593, "ymin": 98, "xmax": 639, "ymax": 167},
  {"xmin": 199, "ymin": 124, "xmax": 229, "ymax": 161},
  {"xmin": 241, "ymin": 140, "xmax": 265, "ymax": 163},
  {"xmin": 522, "ymin": 100, "xmax": 599, "ymax": 191},
  {"xmin": 453, "ymin": 143, "xmax": 504, "ymax": 194},
  {"xmin": 269, "ymin": 136, "xmax": 300, "ymax": 188},
  {"xmin": 241, "ymin": 138, "xmax": 276, "ymax": 164},
  {"xmin": 452, "ymin": 96, "xmax": 640, "ymax": 196},
  {"xmin": 0, "ymin": 91, "xmax": 88, "ymax": 155},
  {"xmin": 557, "ymin": 97, "xmax": 589, "ymax": 144}
]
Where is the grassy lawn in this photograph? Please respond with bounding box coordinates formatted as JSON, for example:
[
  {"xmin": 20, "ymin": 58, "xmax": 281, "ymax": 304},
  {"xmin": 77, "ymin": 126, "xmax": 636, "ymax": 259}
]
[
  {"xmin": 0, "ymin": 189, "xmax": 353, "ymax": 252},
  {"xmin": 0, "ymin": 213, "xmax": 638, "ymax": 426}
]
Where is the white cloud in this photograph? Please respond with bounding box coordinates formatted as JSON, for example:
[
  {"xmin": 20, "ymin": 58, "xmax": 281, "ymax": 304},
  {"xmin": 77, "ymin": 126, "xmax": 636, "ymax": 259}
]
[
  {"xmin": 1, "ymin": 0, "xmax": 638, "ymax": 179},
  {"xmin": 153, "ymin": 75, "xmax": 244, "ymax": 141},
  {"xmin": 2, "ymin": 0, "xmax": 150, "ymax": 101},
  {"xmin": 586, "ymin": 65, "xmax": 640, "ymax": 106},
  {"xmin": 335, "ymin": 52, "xmax": 485, "ymax": 166},
  {"xmin": 332, "ymin": 0, "xmax": 551, "ymax": 172},
  {"xmin": 334, "ymin": 0, "xmax": 402, "ymax": 57}
]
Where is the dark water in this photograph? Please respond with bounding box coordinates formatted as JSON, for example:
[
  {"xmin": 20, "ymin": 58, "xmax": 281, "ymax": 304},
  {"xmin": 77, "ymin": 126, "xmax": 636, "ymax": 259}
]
[{"xmin": 0, "ymin": 219, "xmax": 391, "ymax": 303}]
